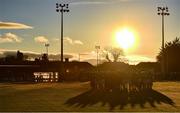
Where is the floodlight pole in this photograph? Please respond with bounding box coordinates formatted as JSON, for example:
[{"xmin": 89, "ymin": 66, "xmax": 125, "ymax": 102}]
[
  {"xmin": 61, "ymin": 9, "xmax": 63, "ymax": 62},
  {"xmin": 56, "ymin": 3, "xmax": 69, "ymax": 63},
  {"xmin": 95, "ymin": 46, "xmax": 100, "ymax": 66},
  {"xmin": 157, "ymin": 6, "xmax": 170, "ymax": 76},
  {"xmin": 45, "ymin": 43, "xmax": 50, "ymax": 55},
  {"xmin": 78, "ymin": 53, "xmax": 83, "ymax": 62},
  {"xmin": 79, "ymin": 53, "xmax": 80, "ymax": 61}
]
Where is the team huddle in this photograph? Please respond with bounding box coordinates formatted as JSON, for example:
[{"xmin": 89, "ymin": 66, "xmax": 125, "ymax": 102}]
[{"xmin": 90, "ymin": 71, "xmax": 153, "ymax": 92}]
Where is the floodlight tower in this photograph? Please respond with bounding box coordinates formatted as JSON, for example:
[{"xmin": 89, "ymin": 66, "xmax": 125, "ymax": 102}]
[
  {"xmin": 78, "ymin": 53, "xmax": 88, "ymax": 62},
  {"xmin": 45, "ymin": 43, "xmax": 50, "ymax": 55},
  {"xmin": 95, "ymin": 45, "xmax": 100, "ymax": 66},
  {"xmin": 56, "ymin": 3, "xmax": 69, "ymax": 62},
  {"xmin": 157, "ymin": 6, "xmax": 170, "ymax": 75},
  {"xmin": 78, "ymin": 53, "xmax": 82, "ymax": 62}
]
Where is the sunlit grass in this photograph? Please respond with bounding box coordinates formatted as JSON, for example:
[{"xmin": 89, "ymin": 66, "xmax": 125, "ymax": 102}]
[{"xmin": 0, "ymin": 82, "xmax": 179, "ymax": 112}]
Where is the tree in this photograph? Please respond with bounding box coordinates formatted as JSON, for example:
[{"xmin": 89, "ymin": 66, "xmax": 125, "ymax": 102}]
[
  {"xmin": 103, "ymin": 47, "xmax": 124, "ymax": 62},
  {"xmin": 42, "ymin": 54, "xmax": 49, "ymax": 61},
  {"xmin": 157, "ymin": 37, "xmax": 180, "ymax": 72},
  {"xmin": 23, "ymin": 55, "xmax": 29, "ymax": 61},
  {"xmin": 5, "ymin": 55, "xmax": 16, "ymax": 62},
  {"xmin": 17, "ymin": 50, "xmax": 24, "ymax": 61}
]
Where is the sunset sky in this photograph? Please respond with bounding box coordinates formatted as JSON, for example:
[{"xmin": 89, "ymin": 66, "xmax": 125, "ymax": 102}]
[{"xmin": 0, "ymin": 0, "xmax": 180, "ymax": 64}]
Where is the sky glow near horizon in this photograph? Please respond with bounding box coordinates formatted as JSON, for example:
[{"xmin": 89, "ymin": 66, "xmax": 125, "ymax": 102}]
[{"xmin": 0, "ymin": 0, "xmax": 180, "ymax": 64}]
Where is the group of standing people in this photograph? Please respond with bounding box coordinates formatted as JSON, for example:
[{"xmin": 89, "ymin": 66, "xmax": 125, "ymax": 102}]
[{"xmin": 90, "ymin": 71, "xmax": 153, "ymax": 92}]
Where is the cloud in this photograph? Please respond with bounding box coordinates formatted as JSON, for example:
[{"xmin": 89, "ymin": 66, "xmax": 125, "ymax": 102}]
[
  {"xmin": 63, "ymin": 37, "xmax": 84, "ymax": 45},
  {"xmin": 34, "ymin": 36, "xmax": 49, "ymax": 43},
  {"xmin": 64, "ymin": 37, "xmax": 73, "ymax": 44},
  {"xmin": 0, "ymin": 33, "xmax": 22, "ymax": 43},
  {"xmin": 0, "ymin": 21, "xmax": 33, "ymax": 29},
  {"xmin": 74, "ymin": 40, "xmax": 83, "ymax": 45},
  {"xmin": 53, "ymin": 37, "xmax": 83, "ymax": 45},
  {"xmin": 52, "ymin": 38, "xmax": 60, "ymax": 42}
]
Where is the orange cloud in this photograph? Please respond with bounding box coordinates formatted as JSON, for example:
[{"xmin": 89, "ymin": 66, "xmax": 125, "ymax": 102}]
[
  {"xmin": 34, "ymin": 36, "xmax": 49, "ymax": 43},
  {"xmin": 0, "ymin": 21, "xmax": 33, "ymax": 29},
  {"xmin": 0, "ymin": 33, "xmax": 22, "ymax": 43}
]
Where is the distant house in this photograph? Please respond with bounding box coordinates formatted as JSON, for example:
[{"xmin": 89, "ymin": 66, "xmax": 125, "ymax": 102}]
[{"xmin": 63, "ymin": 61, "xmax": 94, "ymax": 81}]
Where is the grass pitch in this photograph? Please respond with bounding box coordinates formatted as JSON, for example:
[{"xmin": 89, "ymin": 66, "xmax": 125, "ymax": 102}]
[{"xmin": 0, "ymin": 82, "xmax": 179, "ymax": 112}]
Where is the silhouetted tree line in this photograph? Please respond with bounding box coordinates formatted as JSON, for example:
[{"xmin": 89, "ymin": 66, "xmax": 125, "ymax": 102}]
[
  {"xmin": 156, "ymin": 37, "xmax": 180, "ymax": 80},
  {"xmin": 0, "ymin": 50, "xmax": 26, "ymax": 62},
  {"xmin": 0, "ymin": 50, "xmax": 49, "ymax": 63}
]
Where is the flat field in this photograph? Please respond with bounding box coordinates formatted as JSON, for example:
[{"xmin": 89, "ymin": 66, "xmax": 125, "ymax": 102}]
[{"xmin": 0, "ymin": 82, "xmax": 179, "ymax": 112}]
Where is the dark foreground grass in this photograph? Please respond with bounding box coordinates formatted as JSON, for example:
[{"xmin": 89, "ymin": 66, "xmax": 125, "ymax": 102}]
[{"xmin": 0, "ymin": 82, "xmax": 179, "ymax": 112}]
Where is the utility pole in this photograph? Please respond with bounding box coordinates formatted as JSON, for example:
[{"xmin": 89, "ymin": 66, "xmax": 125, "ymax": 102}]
[
  {"xmin": 78, "ymin": 53, "xmax": 80, "ymax": 61},
  {"xmin": 78, "ymin": 53, "xmax": 82, "ymax": 62},
  {"xmin": 95, "ymin": 46, "xmax": 100, "ymax": 66},
  {"xmin": 157, "ymin": 6, "xmax": 170, "ymax": 76},
  {"xmin": 45, "ymin": 43, "xmax": 50, "ymax": 55},
  {"xmin": 78, "ymin": 53, "xmax": 88, "ymax": 62},
  {"xmin": 56, "ymin": 3, "xmax": 69, "ymax": 62}
]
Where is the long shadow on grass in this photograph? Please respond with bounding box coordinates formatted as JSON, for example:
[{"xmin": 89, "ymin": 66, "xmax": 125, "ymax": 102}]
[{"xmin": 65, "ymin": 89, "xmax": 175, "ymax": 111}]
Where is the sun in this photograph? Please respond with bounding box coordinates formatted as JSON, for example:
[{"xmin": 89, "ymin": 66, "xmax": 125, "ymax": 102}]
[{"xmin": 115, "ymin": 28, "xmax": 136, "ymax": 50}]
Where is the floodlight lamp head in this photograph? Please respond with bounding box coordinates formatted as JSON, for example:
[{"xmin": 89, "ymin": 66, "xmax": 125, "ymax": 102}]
[
  {"xmin": 158, "ymin": 7, "xmax": 162, "ymax": 10},
  {"xmin": 60, "ymin": 9, "xmax": 63, "ymax": 12},
  {"xmin": 56, "ymin": 3, "xmax": 59, "ymax": 8},
  {"xmin": 166, "ymin": 8, "xmax": 169, "ymax": 12},
  {"xmin": 56, "ymin": 3, "xmax": 69, "ymax": 13},
  {"xmin": 56, "ymin": 9, "xmax": 59, "ymax": 12},
  {"xmin": 162, "ymin": 7, "xmax": 166, "ymax": 11},
  {"xmin": 45, "ymin": 43, "xmax": 50, "ymax": 47},
  {"xmin": 60, "ymin": 4, "xmax": 66, "ymax": 7},
  {"xmin": 95, "ymin": 46, "xmax": 100, "ymax": 49},
  {"xmin": 66, "ymin": 10, "xmax": 70, "ymax": 12},
  {"xmin": 66, "ymin": 4, "xmax": 69, "ymax": 8}
]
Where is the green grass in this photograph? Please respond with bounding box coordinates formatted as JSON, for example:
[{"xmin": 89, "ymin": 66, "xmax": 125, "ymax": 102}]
[{"xmin": 0, "ymin": 82, "xmax": 180, "ymax": 112}]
